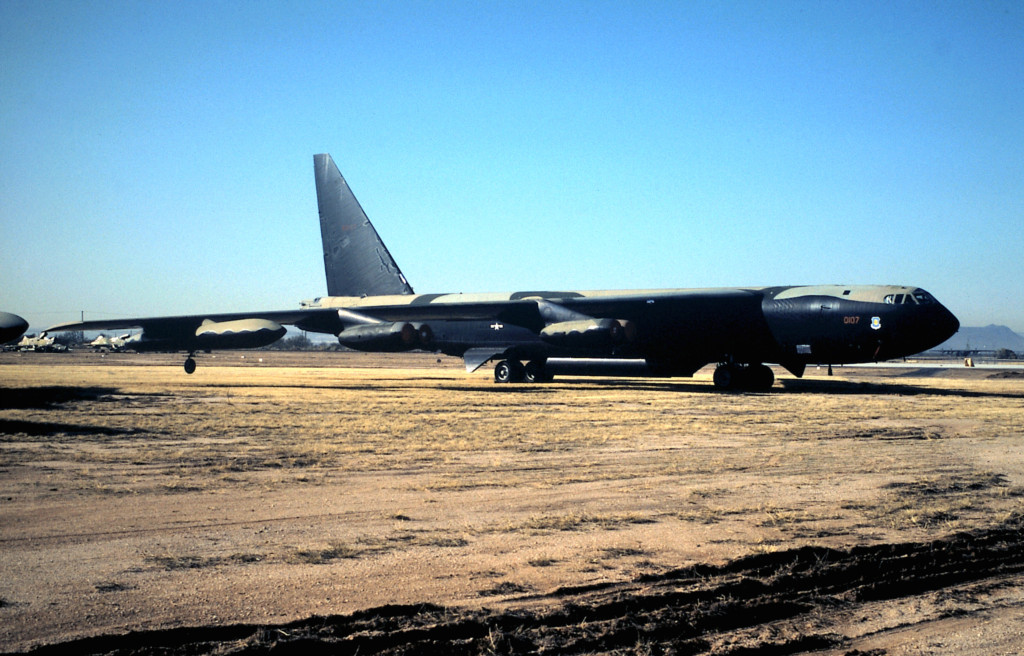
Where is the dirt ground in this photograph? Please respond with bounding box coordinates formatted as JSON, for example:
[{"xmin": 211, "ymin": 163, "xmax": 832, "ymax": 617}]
[{"xmin": 1, "ymin": 351, "xmax": 1023, "ymax": 654}]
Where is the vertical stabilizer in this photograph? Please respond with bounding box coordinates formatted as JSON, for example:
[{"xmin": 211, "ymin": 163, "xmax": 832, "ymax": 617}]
[{"xmin": 313, "ymin": 154, "xmax": 414, "ymax": 297}]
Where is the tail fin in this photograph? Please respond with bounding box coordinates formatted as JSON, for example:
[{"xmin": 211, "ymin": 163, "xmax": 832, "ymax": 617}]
[{"xmin": 313, "ymin": 154, "xmax": 414, "ymax": 297}]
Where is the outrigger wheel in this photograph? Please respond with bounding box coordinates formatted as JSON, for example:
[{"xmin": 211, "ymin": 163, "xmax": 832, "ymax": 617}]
[{"xmin": 184, "ymin": 356, "xmax": 197, "ymax": 374}]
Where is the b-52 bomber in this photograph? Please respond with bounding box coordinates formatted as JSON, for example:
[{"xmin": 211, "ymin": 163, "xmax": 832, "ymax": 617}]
[{"xmin": 46, "ymin": 154, "xmax": 960, "ymax": 390}]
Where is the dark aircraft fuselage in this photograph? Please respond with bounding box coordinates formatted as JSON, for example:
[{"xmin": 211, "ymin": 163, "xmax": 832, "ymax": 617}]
[{"xmin": 300, "ymin": 283, "xmax": 959, "ymax": 381}]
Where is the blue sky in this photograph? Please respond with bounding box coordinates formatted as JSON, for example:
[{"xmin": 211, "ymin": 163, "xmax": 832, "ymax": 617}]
[{"xmin": 2, "ymin": 1, "xmax": 1022, "ymax": 333}]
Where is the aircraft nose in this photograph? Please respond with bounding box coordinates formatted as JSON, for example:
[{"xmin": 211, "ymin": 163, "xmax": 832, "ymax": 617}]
[
  {"xmin": 923, "ymin": 303, "xmax": 960, "ymax": 350},
  {"xmin": 904, "ymin": 289, "xmax": 959, "ymax": 351},
  {"xmin": 942, "ymin": 306, "xmax": 960, "ymax": 338}
]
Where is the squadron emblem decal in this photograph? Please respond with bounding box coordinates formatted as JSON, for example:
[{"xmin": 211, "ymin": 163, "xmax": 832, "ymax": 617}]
[{"xmin": 871, "ymin": 316, "xmax": 882, "ymax": 330}]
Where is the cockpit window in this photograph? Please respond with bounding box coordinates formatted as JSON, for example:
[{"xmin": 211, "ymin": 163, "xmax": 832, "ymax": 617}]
[{"xmin": 885, "ymin": 292, "xmax": 934, "ymax": 305}]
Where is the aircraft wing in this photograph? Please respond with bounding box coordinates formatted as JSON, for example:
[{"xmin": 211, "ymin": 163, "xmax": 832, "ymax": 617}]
[
  {"xmin": 327, "ymin": 299, "xmax": 545, "ymax": 329},
  {"xmin": 41, "ymin": 298, "xmax": 547, "ymax": 357},
  {"xmin": 44, "ymin": 308, "xmax": 346, "ymax": 353},
  {"xmin": 47, "ymin": 310, "xmax": 320, "ymax": 335},
  {"xmin": 44, "ymin": 299, "xmax": 544, "ymax": 338}
]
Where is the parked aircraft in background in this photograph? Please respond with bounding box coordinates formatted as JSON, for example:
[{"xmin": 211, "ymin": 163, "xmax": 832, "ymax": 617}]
[
  {"xmin": 0, "ymin": 311, "xmax": 29, "ymax": 344},
  {"xmin": 45, "ymin": 154, "xmax": 960, "ymax": 390},
  {"xmin": 15, "ymin": 332, "xmax": 66, "ymax": 353},
  {"xmin": 90, "ymin": 333, "xmax": 141, "ymax": 352}
]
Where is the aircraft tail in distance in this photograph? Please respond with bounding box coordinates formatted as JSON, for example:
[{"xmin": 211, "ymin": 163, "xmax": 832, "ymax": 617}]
[{"xmin": 313, "ymin": 153, "xmax": 414, "ymax": 297}]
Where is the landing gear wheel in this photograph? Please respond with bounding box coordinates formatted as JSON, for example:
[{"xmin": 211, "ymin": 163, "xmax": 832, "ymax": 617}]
[
  {"xmin": 183, "ymin": 357, "xmax": 197, "ymax": 375},
  {"xmin": 713, "ymin": 364, "xmax": 736, "ymax": 390},
  {"xmin": 524, "ymin": 360, "xmax": 552, "ymax": 383},
  {"xmin": 494, "ymin": 360, "xmax": 512, "ymax": 383},
  {"xmin": 494, "ymin": 360, "xmax": 525, "ymax": 383},
  {"xmin": 714, "ymin": 363, "xmax": 773, "ymax": 391},
  {"xmin": 751, "ymin": 364, "xmax": 774, "ymax": 391}
]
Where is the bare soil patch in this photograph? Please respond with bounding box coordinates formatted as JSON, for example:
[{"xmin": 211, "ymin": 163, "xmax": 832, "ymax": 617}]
[{"xmin": 1, "ymin": 352, "xmax": 1023, "ymax": 654}]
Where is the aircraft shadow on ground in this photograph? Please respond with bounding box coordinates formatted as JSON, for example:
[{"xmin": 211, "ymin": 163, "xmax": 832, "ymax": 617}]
[
  {"xmin": 460, "ymin": 377, "xmax": 1024, "ymax": 399},
  {"xmin": 203, "ymin": 377, "xmax": 1023, "ymax": 399},
  {"xmin": 0, "ymin": 418, "xmax": 141, "ymax": 437},
  {"xmin": 0, "ymin": 386, "xmax": 121, "ymax": 410},
  {"xmin": 0, "ymin": 386, "xmax": 153, "ymax": 437},
  {"xmin": 2, "ymin": 379, "xmax": 1018, "ymax": 404},
  {"xmin": 778, "ymin": 377, "xmax": 1024, "ymax": 399}
]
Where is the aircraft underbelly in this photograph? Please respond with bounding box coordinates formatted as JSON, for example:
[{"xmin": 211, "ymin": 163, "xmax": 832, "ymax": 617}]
[{"xmin": 633, "ymin": 295, "xmax": 776, "ymax": 364}]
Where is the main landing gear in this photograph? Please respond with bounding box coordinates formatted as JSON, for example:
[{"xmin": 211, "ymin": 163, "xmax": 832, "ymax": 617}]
[
  {"xmin": 494, "ymin": 359, "xmax": 553, "ymax": 383},
  {"xmin": 712, "ymin": 363, "xmax": 774, "ymax": 392},
  {"xmin": 184, "ymin": 353, "xmax": 197, "ymax": 374}
]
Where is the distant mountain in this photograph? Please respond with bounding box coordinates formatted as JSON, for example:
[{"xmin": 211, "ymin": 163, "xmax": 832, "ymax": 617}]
[{"xmin": 933, "ymin": 325, "xmax": 1024, "ymax": 352}]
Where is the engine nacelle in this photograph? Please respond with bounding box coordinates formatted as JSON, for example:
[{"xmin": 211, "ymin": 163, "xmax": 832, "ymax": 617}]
[
  {"xmin": 539, "ymin": 318, "xmax": 635, "ymax": 349},
  {"xmin": 411, "ymin": 322, "xmax": 434, "ymax": 347},
  {"xmin": 0, "ymin": 311, "xmax": 29, "ymax": 344},
  {"xmin": 194, "ymin": 319, "xmax": 286, "ymax": 349},
  {"xmin": 337, "ymin": 322, "xmax": 431, "ymax": 352}
]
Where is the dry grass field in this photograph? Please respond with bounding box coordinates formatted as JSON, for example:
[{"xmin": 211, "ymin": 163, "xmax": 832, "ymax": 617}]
[{"xmin": 1, "ymin": 351, "xmax": 1023, "ymax": 654}]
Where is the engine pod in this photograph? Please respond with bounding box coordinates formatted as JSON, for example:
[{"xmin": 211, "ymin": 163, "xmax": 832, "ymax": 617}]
[
  {"xmin": 539, "ymin": 318, "xmax": 632, "ymax": 349},
  {"xmin": 194, "ymin": 319, "xmax": 286, "ymax": 349},
  {"xmin": 337, "ymin": 322, "xmax": 422, "ymax": 351}
]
